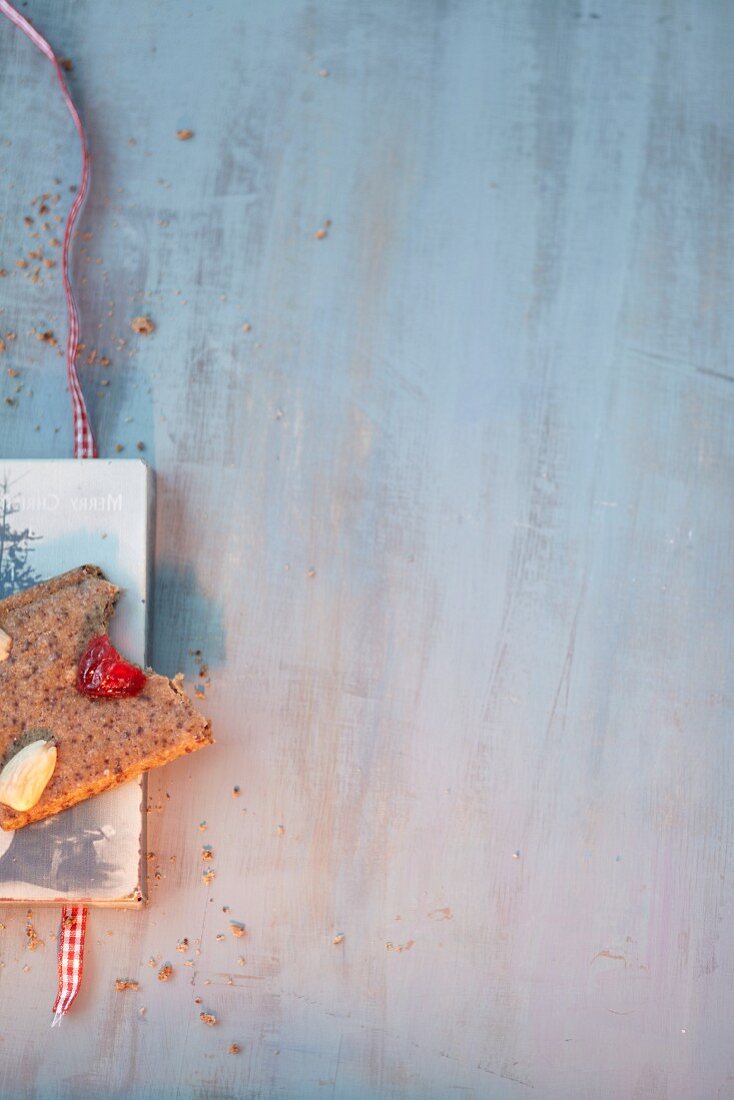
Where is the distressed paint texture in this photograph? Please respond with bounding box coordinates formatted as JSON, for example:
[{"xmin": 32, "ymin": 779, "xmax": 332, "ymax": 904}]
[{"xmin": 0, "ymin": 1, "xmax": 733, "ymax": 1097}]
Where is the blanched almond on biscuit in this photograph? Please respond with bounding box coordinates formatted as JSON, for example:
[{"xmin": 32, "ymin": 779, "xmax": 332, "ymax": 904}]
[{"xmin": 0, "ymin": 740, "xmax": 57, "ymax": 811}]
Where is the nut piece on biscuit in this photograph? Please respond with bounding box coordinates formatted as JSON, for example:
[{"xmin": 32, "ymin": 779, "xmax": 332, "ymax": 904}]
[{"xmin": 0, "ymin": 741, "xmax": 57, "ymax": 811}]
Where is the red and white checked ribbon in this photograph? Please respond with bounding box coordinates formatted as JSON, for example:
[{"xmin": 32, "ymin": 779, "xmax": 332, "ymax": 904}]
[
  {"xmin": 1, "ymin": 0, "xmax": 96, "ymax": 1024},
  {"xmin": 51, "ymin": 906, "xmax": 88, "ymax": 1027},
  {"xmin": 0, "ymin": 0, "xmax": 97, "ymax": 458}
]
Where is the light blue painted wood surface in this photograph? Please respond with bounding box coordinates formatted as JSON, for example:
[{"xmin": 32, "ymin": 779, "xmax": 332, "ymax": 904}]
[{"xmin": 1, "ymin": 1, "xmax": 733, "ymax": 1097}]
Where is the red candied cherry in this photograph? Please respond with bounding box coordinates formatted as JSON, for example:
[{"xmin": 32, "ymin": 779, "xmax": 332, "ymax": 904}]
[{"xmin": 76, "ymin": 634, "xmax": 147, "ymax": 698}]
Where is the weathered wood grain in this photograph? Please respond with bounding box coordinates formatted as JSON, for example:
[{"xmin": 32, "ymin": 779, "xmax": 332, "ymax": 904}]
[{"xmin": 1, "ymin": 1, "xmax": 733, "ymax": 1096}]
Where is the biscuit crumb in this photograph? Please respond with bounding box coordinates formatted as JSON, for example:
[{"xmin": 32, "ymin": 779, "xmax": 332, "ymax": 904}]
[
  {"xmin": 157, "ymin": 963, "xmax": 173, "ymax": 982},
  {"xmin": 131, "ymin": 315, "xmax": 155, "ymax": 335},
  {"xmin": 177, "ymin": 129, "xmax": 194, "ymax": 141},
  {"xmin": 200, "ymin": 1011, "xmax": 217, "ymax": 1026},
  {"xmin": 201, "ymin": 845, "xmax": 214, "ymax": 862},
  {"xmin": 332, "ymin": 933, "xmax": 345, "ymax": 945},
  {"xmin": 241, "ymin": 322, "xmax": 252, "ymax": 333},
  {"xmin": 229, "ymin": 921, "xmax": 246, "ymax": 939},
  {"xmin": 176, "ymin": 938, "xmax": 189, "ymax": 953},
  {"xmin": 59, "ymin": 58, "xmax": 73, "ymax": 72},
  {"xmin": 202, "ymin": 868, "xmax": 216, "ymax": 886},
  {"xmin": 115, "ymin": 979, "xmax": 139, "ymax": 992},
  {"xmin": 228, "ymin": 1043, "xmax": 241, "ymax": 1054},
  {"xmin": 25, "ymin": 911, "xmax": 43, "ymax": 951}
]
